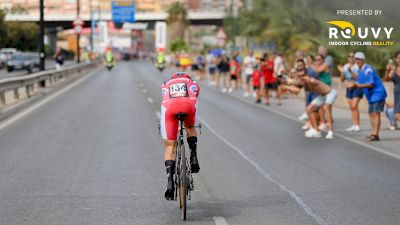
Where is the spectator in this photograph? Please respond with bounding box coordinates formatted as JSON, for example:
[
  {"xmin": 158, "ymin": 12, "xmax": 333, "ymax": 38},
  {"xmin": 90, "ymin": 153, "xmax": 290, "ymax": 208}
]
[
  {"xmin": 206, "ymin": 51, "xmax": 217, "ymax": 85},
  {"xmin": 243, "ymin": 51, "xmax": 257, "ymax": 97},
  {"xmin": 348, "ymin": 52, "xmax": 387, "ymax": 141},
  {"xmin": 318, "ymin": 45, "xmax": 334, "ymax": 76},
  {"xmin": 338, "ymin": 52, "xmax": 363, "ymax": 132},
  {"xmin": 229, "ymin": 53, "xmax": 240, "ymax": 92},
  {"xmin": 196, "ymin": 53, "xmax": 206, "ymax": 80},
  {"xmin": 311, "ymin": 54, "xmax": 331, "ymax": 130},
  {"xmin": 300, "ymin": 56, "xmax": 319, "ymax": 130},
  {"xmin": 262, "ymin": 53, "xmax": 281, "ymax": 105},
  {"xmin": 384, "ymin": 103, "xmax": 398, "ymax": 130},
  {"xmin": 217, "ymin": 53, "xmax": 230, "ymax": 92},
  {"xmin": 53, "ymin": 47, "xmax": 65, "ymax": 70},
  {"xmin": 283, "ymin": 63, "xmax": 338, "ymax": 139},
  {"xmin": 295, "ymin": 50, "xmax": 305, "ymax": 64},
  {"xmin": 252, "ymin": 63, "xmax": 262, "ymax": 104},
  {"xmin": 384, "ymin": 50, "xmax": 400, "ymax": 136}
]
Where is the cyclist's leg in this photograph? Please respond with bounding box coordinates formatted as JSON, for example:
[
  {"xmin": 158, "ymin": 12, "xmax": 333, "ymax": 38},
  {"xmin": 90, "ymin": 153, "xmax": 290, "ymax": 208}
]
[
  {"xmin": 184, "ymin": 106, "xmax": 200, "ymax": 173},
  {"xmin": 161, "ymin": 106, "xmax": 179, "ymax": 200}
]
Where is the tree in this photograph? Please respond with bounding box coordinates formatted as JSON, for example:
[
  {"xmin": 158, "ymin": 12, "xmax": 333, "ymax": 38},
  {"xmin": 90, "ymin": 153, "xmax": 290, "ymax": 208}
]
[
  {"xmin": 3, "ymin": 22, "xmax": 39, "ymax": 51},
  {"xmin": 0, "ymin": 10, "xmax": 6, "ymax": 47},
  {"xmin": 167, "ymin": 2, "xmax": 189, "ymax": 43},
  {"xmin": 169, "ymin": 38, "xmax": 188, "ymax": 53}
]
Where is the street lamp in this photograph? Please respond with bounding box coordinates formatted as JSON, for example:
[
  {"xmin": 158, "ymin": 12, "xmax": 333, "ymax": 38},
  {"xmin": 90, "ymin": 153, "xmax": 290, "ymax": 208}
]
[
  {"xmin": 76, "ymin": 0, "xmax": 81, "ymax": 63},
  {"xmin": 90, "ymin": 0, "xmax": 94, "ymax": 52},
  {"xmin": 39, "ymin": 0, "xmax": 45, "ymax": 71}
]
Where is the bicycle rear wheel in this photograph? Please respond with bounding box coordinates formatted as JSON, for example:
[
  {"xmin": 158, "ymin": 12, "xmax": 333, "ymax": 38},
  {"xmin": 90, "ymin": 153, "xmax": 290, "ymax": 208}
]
[{"xmin": 178, "ymin": 142, "xmax": 187, "ymax": 220}]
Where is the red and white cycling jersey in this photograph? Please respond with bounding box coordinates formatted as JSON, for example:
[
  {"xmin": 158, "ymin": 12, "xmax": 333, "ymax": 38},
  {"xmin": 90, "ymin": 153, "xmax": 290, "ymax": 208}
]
[{"xmin": 160, "ymin": 78, "xmax": 200, "ymax": 140}]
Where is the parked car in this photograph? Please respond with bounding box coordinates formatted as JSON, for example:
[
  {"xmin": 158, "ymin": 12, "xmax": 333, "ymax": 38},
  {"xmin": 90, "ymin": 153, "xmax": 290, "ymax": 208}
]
[
  {"xmin": 7, "ymin": 52, "xmax": 40, "ymax": 73},
  {"xmin": 0, "ymin": 48, "xmax": 17, "ymax": 69}
]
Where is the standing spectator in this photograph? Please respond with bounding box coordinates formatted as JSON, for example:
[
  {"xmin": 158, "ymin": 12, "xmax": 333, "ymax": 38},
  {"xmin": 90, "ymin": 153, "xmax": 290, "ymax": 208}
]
[
  {"xmin": 229, "ymin": 53, "xmax": 240, "ymax": 92},
  {"xmin": 243, "ymin": 51, "xmax": 257, "ymax": 97},
  {"xmin": 235, "ymin": 51, "xmax": 243, "ymax": 89},
  {"xmin": 318, "ymin": 45, "xmax": 334, "ymax": 76},
  {"xmin": 295, "ymin": 50, "xmax": 305, "ymax": 64},
  {"xmin": 273, "ymin": 51, "xmax": 285, "ymax": 79},
  {"xmin": 348, "ymin": 52, "xmax": 387, "ymax": 141},
  {"xmin": 217, "ymin": 53, "xmax": 230, "ymax": 92},
  {"xmin": 262, "ymin": 53, "xmax": 281, "ymax": 105},
  {"xmin": 252, "ymin": 63, "xmax": 262, "ymax": 104},
  {"xmin": 384, "ymin": 50, "xmax": 400, "ymax": 128},
  {"xmin": 196, "ymin": 53, "xmax": 206, "ymax": 80},
  {"xmin": 338, "ymin": 52, "xmax": 363, "ymax": 132},
  {"xmin": 206, "ymin": 50, "xmax": 217, "ymax": 86},
  {"xmin": 53, "ymin": 47, "xmax": 65, "ymax": 70},
  {"xmin": 273, "ymin": 51, "xmax": 286, "ymax": 100},
  {"xmin": 384, "ymin": 103, "xmax": 398, "ymax": 130}
]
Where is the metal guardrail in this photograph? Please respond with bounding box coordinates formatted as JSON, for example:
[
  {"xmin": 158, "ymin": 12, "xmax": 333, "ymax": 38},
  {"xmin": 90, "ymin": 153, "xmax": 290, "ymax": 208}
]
[{"xmin": 0, "ymin": 62, "xmax": 98, "ymax": 107}]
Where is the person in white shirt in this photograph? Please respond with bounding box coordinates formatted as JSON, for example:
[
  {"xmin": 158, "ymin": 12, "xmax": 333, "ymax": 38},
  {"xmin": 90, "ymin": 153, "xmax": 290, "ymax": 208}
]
[{"xmin": 243, "ymin": 51, "xmax": 257, "ymax": 97}]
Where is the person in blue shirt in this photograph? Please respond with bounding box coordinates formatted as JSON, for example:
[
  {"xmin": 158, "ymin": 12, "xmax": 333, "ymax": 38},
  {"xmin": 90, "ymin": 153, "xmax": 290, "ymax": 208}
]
[{"xmin": 348, "ymin": 52, "xmax": 387, "ymax": 141}]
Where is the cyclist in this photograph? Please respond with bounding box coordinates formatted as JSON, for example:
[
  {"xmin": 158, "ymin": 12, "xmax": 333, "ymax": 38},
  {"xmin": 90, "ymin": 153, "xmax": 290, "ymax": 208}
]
[
  {"xmin": 160, "ymin": 72, "xmax": 200, "ymax": 200},
  {"xmin": 104, "ymin": 50, "xmax": 114, "ymax": 65},
  {"xmin": 156, "ymin": 52, "xmax": 166, "ymax": 65}
]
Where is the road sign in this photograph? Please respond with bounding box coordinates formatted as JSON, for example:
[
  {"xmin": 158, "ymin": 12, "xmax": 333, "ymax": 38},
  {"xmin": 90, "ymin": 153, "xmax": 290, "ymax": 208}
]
[
  {"xmin": 155, "ymin": 22, "xmax": 167, "ymax": 52},
  {"xmin": 73, "ymin": 17, "xmax": 84, "ymax": 26},
  {"xmin": 72, "ymin": 17, "xmax": 84, "ymax": 34},
  {"xmin": 112, "ymin": 0, "xmax": 135, "ymax": 23}
]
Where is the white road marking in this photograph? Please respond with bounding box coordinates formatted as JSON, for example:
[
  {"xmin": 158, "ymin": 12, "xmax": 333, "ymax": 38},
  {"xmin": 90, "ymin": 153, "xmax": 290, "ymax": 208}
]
[
  {"xmin": 142, "ymin": 89, "xmax": 147, "ymax": 93},
  {"xmin": 0, "ymin": 68, "xmax": 98, "ymax": 132},
  {"xmin": 229, "ymin": 93, "xmax": 400, "ymax": 161},
  {"xmin": 213, "ymin": 216, "xmax": 228, "ymax": 225},
  {"xmin": 200, "ymin": 117, "xmax": 329, "ymax": 225},
  {"xmin": 147, "ymin": 97, "xmax": 153, "ymax": 104}
]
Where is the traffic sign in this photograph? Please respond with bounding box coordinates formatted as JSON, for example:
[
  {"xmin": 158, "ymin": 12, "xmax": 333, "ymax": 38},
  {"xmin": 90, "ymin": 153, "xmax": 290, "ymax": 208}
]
[
  {"xmin": 112, "ymin": 0, "xmax": 135, "ymax": 23},
  {"xmin": 73, "ymin": 17, "xmax": 84, "ymax": 26},
  {"xmin": 73, "ymin": 17, "xmax": 84, "ymax": 34},
  {"xmin": 155, "ymin": 22, "xmax": 167, "ymax": 52}
]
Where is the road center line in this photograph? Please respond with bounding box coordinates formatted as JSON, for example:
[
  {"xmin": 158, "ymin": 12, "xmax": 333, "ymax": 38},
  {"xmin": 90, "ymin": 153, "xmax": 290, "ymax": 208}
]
[
  {"xmin": 213, "ymin": 216, "xmax": 228, "ymax": 225},
  {"xmin": 147, "ymin": 97, "xmax": 153, "ymax": 104},
  {"xmin": 200, "ymin": 117, "xmax": 329, "ymax": 225},
  {"xmin": 142, "ymin": 89, "xmax": 147, "ymax": 93}
]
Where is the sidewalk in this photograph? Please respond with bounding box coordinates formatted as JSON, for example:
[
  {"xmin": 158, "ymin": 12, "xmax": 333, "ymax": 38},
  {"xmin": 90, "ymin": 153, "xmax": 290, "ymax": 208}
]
[{"xmin": 204, "ymin": 83, "xmax": 400, "ymax": 160}]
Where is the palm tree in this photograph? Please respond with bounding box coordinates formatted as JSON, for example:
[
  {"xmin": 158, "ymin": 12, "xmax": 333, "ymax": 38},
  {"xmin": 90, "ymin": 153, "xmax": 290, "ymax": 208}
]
[{"xmin": 166, "ymin": 1, "xmax": 189, "ymax": 44}]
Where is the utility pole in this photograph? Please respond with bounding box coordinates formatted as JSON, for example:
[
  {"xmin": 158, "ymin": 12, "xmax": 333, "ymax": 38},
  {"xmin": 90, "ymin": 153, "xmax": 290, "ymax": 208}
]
[
  {"xmin": 90, "ymin": 0, "xmax": 94, "ymax": 52},
  {"xmin": 76, "ymin": 0, "xmax": 81, "ymax": 63},
  {"xmin": 39, "ymin": 0, "xmax": 45, "ymax": 71}
]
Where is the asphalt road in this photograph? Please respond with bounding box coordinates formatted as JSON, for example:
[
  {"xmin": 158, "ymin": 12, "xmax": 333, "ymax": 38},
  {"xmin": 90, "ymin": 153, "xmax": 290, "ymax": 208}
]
[{"xmin": 0, "ymin": 61, "xmax": 399, "ymax": 225}]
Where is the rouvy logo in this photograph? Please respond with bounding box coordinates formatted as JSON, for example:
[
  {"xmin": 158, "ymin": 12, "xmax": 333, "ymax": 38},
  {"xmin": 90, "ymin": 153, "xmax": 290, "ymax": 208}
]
[{"xmin": 326, "ymin": 20, "xmax": 394, "ymax": 46}]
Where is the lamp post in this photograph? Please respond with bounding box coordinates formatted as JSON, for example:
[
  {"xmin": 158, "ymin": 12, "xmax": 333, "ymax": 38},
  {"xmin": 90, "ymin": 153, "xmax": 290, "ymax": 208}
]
[
  {"xmin": 90, "ymin": 0, "xmax": 94, "ymax": 52},
  {"xmin": 39, "ymin": 0, "xmax": 45, "ymax": 71},
  {"xmin": 76, "ymin": 0, "xmax": 81, "ymax": 63}
]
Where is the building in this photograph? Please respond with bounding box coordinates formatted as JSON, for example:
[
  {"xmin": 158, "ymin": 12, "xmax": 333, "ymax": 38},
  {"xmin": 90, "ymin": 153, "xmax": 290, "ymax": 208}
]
[{"xmin": 0, "ymin": 0, "xmax": 231, "ymax": 15}]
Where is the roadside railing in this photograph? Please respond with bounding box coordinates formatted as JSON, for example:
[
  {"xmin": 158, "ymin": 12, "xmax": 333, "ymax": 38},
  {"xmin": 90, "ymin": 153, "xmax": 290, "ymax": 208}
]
[{"xmin": 0, "ymin": 62, "xmax": 98, "ymax": 109}]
